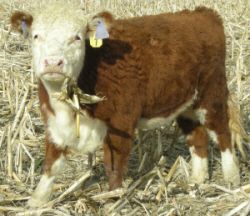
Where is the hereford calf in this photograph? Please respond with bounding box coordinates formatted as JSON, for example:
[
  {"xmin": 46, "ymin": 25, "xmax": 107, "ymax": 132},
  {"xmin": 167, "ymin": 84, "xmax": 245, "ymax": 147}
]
[{"xmin": 11, "ymin": 4, "xmax": 240, "ymax": 207}]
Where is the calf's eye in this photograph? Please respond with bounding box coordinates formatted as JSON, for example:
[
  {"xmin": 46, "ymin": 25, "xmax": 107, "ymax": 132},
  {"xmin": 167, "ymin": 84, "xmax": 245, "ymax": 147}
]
[
  {"xmin": 33, "ymin": 34, "xmax": 38, "ymax": 39},
  {"xmin": 75, "ymin": 35, "xmax": 81, "ymax": 41}
]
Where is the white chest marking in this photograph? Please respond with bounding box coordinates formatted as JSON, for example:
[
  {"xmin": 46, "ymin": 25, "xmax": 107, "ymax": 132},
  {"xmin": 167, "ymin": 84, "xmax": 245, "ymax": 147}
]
[{"xmin": 47, "ymin": 99, "xmax": 107, "ymax": 153}]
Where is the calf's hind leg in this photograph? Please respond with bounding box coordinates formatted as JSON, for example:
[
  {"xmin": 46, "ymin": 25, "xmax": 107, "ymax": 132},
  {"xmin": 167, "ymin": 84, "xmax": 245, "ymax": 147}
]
[
  {"xmin": 199, "ymin": 105, "xmax": 240, "ymax": 186},
  {"xmin": 177, "ymin": 117, "xmax": 209, "ymax": 183}
]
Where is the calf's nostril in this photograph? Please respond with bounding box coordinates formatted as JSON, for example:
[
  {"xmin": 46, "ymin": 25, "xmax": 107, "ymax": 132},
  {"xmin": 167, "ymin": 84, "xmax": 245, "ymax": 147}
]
[
  {"xmin": 44, "ymin": 59, "xmax": 49, "ymax": 67},
  {"xmin": 57, "ymin": 60, "xmax": 64, "ymax": 66},
  {"xmin": 44, "ymin": 59, "xmax": 63, "ymax": 67}
]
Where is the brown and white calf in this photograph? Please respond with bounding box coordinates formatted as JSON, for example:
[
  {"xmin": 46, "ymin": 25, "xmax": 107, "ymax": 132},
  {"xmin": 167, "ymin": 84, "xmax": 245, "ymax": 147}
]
[{"xmin": 11, "ymin": 4, "xmax": 240, "ymax": 207}]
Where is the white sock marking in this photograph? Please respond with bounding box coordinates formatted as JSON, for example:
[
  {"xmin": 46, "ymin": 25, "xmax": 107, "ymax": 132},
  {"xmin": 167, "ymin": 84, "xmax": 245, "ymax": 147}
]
[
  {"xmin": 221, "ymin": 149, "xmax": 240, "ymax": 185},
  {"xmin": 28, "ymin": 175, "xmax": 55, "ymax": 207},
  {"xmin": 189, "ymin": 146, "xmax": 208, "ymax": 184},
  {"xmin": 28, "ymin": 155, "xmax": 65, "ymax": 207},
  {"xmin": 51, "ymin": 154, "xmax": 65, "ymax": 175}
]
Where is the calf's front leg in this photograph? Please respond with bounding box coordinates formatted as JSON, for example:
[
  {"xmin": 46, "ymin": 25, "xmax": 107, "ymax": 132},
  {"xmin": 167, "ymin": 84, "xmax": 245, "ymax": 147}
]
[
  {"xmin": 28, "ymin": 136, "xmax": 66, "ymax": 207},
  {"xmin": 104, "ymin": 133, "xmax": 132, "ymax": 190},
  {"xmin": 104, "ymin": 114, "xmax": 134, "ymax": 190}
]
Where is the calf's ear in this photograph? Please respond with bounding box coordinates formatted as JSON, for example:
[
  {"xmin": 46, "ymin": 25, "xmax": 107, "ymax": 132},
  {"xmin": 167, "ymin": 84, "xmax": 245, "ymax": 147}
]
[
  {"xmin": 86, "ymin": 11, "xmax": 114, "ymax": 40},
  {"xmin": 10, "ymin": 11, "xmax": 33, "ymax": 38}
]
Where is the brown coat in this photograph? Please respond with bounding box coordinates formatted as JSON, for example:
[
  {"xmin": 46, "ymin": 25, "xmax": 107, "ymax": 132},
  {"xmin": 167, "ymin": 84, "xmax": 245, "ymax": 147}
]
[{"xmin": 75, "ymin": 7, "xmax": 231, "ymax": 188}]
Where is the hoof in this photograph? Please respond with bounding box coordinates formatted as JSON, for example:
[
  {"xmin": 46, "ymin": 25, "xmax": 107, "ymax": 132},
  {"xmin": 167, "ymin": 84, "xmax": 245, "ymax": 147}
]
[
  {"xmin": 27, "ymin": 174, "xmax": 54, "ymax": 208},
  {"xmin": 223, "ymin": 167, "xmax": 240, "ymax": 187},
  {"xmin": 189, "ymin": 173, "xmax": 208, "ymax": 185},
  {"xmin": 27, "ymin": 196, "xmax": 48, "ymax": 208},
  {"xmin": 108, "ymin": 172, "xmax": 122, "ymax": 191}
]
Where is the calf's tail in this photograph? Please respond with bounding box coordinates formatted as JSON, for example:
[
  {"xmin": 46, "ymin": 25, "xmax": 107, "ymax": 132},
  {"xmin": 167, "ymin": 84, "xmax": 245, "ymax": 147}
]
[{"xmin": 228, "ymin": 94, "xmax": 250, "ymax": 160}]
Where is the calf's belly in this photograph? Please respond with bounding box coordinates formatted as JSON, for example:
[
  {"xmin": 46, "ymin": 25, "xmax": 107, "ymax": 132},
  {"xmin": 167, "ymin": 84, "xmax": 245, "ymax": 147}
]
[{"xmin": 137, "ymin": 91, "xmax": 197, "ymax": 130}]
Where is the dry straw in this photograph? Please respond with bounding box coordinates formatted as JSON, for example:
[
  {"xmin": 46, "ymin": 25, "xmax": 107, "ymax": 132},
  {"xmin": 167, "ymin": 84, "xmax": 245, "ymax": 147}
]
[{"xmin": 0, "ymin": 0, "xmax": 249, "ymax": 215}]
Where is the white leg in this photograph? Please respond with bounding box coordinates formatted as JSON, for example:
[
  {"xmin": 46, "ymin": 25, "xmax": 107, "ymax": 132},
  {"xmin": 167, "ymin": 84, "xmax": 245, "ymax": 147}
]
[
  {"xmin": 221, "ymin": 149, "xmax": 240, "ymax": 186},
  {"xmin": 28, "ymin": 175, "xmax": 55, "ymax": 207},
  {"xmin": 28, "ymin": 155, "xmax": 65, "ymax": 207},
  {"xmin": 189, "ymin": 146, "xmax": 208, "ymax": 184}
]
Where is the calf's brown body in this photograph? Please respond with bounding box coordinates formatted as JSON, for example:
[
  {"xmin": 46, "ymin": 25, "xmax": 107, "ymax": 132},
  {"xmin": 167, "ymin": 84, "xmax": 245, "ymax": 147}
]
[
  {"xmin": 11, "ymin": 6, "xmax": 239, "ymax": 206},
  {"xmin": 74, "ymin": 7, "xmax": 231, "ymax": 188}
]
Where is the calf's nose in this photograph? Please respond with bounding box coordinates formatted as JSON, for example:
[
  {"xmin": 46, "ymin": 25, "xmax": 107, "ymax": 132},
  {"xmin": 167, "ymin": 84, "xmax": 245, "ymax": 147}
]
[{"xmin": 44, "ymin": 58, "xmax": 64, "ymax": 67}]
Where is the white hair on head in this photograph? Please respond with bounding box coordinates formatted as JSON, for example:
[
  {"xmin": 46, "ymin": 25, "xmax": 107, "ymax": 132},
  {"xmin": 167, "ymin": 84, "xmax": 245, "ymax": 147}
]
[
  {"xmin": 30, "ymin": 3, "xmax": 89, "ymax": 89},
  {"xmin": 33, "ymin": 3, "xmax": 87, "ymax": 28}
]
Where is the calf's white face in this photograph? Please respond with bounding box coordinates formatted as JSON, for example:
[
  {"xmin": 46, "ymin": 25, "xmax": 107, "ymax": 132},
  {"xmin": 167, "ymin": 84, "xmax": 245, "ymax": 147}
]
[
  {"xmin": 32, "ymin": 17, "xmax": 86, "ymax": 83},
  {"xmin": 32, "ymin": 6, "xmax": 88, "ymax": 84},
  {"xmin": 11, "ymin": 6, "xmax": 111, "ymax": 88},
  {"xmin": 11, "ymin": 5, "xmax": 89, "ymax": 85}
]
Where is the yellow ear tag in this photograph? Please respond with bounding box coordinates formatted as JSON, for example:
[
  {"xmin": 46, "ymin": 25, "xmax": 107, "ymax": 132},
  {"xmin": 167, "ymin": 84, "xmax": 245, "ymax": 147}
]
[{"xmin": 90, "ymin": 35, "xmax": 103, "ymax": 48}]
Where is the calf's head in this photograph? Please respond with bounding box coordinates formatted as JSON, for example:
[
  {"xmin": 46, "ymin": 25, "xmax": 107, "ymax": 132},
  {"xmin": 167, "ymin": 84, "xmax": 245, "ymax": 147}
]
[{"xmin": 11, "ymin": 5, "xmax": 113, "ymax": 89}]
